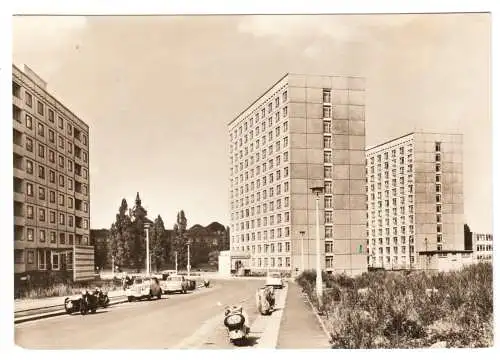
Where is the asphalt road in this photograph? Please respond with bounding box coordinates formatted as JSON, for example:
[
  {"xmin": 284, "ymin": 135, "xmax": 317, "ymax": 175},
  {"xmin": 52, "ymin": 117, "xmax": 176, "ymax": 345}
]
[{"xmin": 15, "ymin": 279, "xmax": 268, "ymax": 349}]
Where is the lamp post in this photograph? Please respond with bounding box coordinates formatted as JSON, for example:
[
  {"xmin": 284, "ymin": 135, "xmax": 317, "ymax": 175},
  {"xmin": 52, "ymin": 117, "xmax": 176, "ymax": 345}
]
[
  {"xmin": 186, "ymin": 239, "xmax": 191, "ymax": 277},
  {"xmin": 299, "ymin": 231, "xmax": 306, "ymax": 273},
  {"xmin": 144, "ymin": 223, "xmax": 151, "ymax": 277},
  {"xmin": 311, "ymin": 186, "xmax": 324, "ymax": 311},
  {"xmin": 111, "ymin": 256, "xmax": 115, "ymax": 278},
  {"xmin": 174, "ymin": 251, "xmax": 178, "ymax": 273}
]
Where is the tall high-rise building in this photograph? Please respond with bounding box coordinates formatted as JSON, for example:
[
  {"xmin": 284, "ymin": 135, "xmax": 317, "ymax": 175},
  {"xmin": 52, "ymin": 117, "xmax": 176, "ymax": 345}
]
[
  {"xmin": 366, "ymin": 131, "xmax": 464, "ymax": 270},
  {"xmin": 228, "ymin": 73, "xmax": 367, "ymax": 276},
  {"xmin": 13, "ymin": 64, "xmax": 91, "ymax": 278}
]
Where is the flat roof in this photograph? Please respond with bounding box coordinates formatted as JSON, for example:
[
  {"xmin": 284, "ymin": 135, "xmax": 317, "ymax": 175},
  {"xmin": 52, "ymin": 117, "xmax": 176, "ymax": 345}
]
[
  {"xmin": 228, "ymin": 72, "xmax": 289, "ymax": 127},
  {"xmin": 12, "ymin": 63, "xmax": 90, "ymax": 131},
  {"xmin": 366, "ymin": 130, "xmax": 464, "ymax": 152}
]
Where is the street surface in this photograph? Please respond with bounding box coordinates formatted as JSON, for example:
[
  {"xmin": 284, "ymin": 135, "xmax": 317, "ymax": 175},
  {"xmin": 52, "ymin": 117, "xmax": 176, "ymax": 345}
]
[{"xmin": 15, "ymin": 279, "xmax": 290, "ymax": 349}]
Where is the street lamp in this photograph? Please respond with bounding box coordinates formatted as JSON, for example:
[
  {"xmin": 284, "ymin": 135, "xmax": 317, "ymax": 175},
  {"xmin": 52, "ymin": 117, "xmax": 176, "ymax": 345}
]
[
  {"xmin": 311, "ymin": 186, "xmax": 324, "ymax": 311},
  {"xmin": 144, "ymin": 223, "xmax": 151, "ymax": 277},
  {"xmin": 186, "ymin": 238, "xmax": 191, "ymax": 277},
  {"xmin": 299, "ymin": 231, "xmax": 306, "ymax": 274}
]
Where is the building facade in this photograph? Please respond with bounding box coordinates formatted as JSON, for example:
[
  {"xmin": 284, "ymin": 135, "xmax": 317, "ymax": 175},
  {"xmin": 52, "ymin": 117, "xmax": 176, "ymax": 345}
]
[
  {"xmin": 13, "ymin": 64, "xmax": 91, "ymax": 279},
  {"xmin": 366, "ymin": 131, "xmax": 464, "ymax": 270},
  {"xmin": 228, "ymin": 73, "xmax": 367, "ymax": 276},
  {"xmin": 472, "ymin": 232, "xmax": 493, "ymax": 262}
]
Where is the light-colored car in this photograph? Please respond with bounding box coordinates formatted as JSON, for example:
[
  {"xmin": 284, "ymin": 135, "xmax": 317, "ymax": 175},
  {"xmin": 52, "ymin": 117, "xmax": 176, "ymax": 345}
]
[
  {"xmin": 265, "ymin": 272, "xmax": 284, "ymax": 289},
  {"xmin": 162, "ymin": 275, "xmax": 189, "ymax": 294},
  {"xmin": 126, "ymin": 277, "xmax": 162, "ymax": 301}
]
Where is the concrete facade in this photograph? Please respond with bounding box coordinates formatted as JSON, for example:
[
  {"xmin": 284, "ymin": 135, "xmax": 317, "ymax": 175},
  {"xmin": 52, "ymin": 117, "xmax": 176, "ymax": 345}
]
[
  {"xmin": 417, "ymin": 250, "xmax": 474, "ymax": 273},
  {"xmin": 366, "ymin": 131, "xmax": 464, "ymax": 270},
  {"xmin": 13, "ymin": 64, "xmax": 91, "ymax": 277},
  {"xmin": 228, "ymin": 73, "xmax": 367, "ymax": 276}
]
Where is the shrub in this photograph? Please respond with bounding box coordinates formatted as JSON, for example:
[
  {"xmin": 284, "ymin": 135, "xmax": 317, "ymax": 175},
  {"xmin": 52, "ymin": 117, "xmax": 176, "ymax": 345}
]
[{"xmin": 296, "ymin": 263, "xmax": 493, "ymax": 349}]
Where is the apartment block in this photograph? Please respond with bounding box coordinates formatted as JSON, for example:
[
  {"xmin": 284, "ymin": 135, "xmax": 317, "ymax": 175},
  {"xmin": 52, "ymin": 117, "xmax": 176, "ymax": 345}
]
[
  {"xmin": 13, "ymin": 64, "xmax": 91, "ymax": 278},
  {"xmin": 472, "ymin": 232, "xmax": 493, "ymax": 262},
  {"xmin": 228, "ymin": 73, "xmax": 367, "ymax": 276},
  {"xmin": 366, "ymin": 131, "xmax": 464, "ymax": 270}
]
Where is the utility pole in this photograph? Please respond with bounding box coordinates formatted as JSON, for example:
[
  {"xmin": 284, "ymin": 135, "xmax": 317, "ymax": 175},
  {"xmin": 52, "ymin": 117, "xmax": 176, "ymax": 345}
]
[
  {"xmin": 175, "ymin": 251, "xmax": 178, "ymax": 273},
  {"xmin": 311, "ymin": 186, "xmax": 324, "ymax": 311},
  {"xmin": 187, "ymin": 240, "xmax": 191, "ymax": 277}
]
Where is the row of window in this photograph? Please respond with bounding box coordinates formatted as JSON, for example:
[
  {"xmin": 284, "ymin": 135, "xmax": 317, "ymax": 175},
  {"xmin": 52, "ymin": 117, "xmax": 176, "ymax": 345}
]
[
  {"xmin": 233, "ymin": 226, "xmax": 291, "ymax": 242},
  {"xmin": 231, "ymin": 133, "xmax": 289, "ymax": 172},
  {"xmin": 232, "ymin": 197, "xmax": 290, "ymax": 232},
  {"xmin": 435, "ymin": 141, "xmax": 443, "ymax": 250},
  {"xmin": 17, "ymin": 83, "xmax": 89, "ymax": 146},
  {"xmin": 26, "ymin": 156, "xmax": 88, "ymax": 182},
  {"xmin": 236, "ymin": 241, "xmax": 292, "ymax": 253},
  {"xmin": 25, "ymin": 180, "xmax": 88, "ymax": 198},
  {"xmin": 370, "ymin": 255, "xmax": 416, "ymax": 265},
  {"xmin": 25, "ymin": 130, "xmax": 88, "ymax": 165},
  {"xmin": 368, "ymin": 143, "xmax": 413, "ymax": 164},
  {"xmin": 230, "ymin": 89, "xmax": 288, "ymax": 143},
  {"xmin": 232, "ymin": 180, "xmax": 290, "ymax": 211},
  {"xmin": 371, "ymin": 245, "xmax": 415, "ymax": 255},
  {"xmin": 14, "ymin": 249, "xmax": 77, "ymax": 271},
  {"xmin": 369, "ymin": 235, "xmax": 415, "ymax": 246},
  {"xmin": 251, "ymin": 256, "xmax": 291, "ymax": 268},
  {"xmin": 25, "ymin": 204, "xmax": 88, "ymax": 228},
  {"xmin": 20, "ymin": 228, "xmax": 88, "ymax": 245}
]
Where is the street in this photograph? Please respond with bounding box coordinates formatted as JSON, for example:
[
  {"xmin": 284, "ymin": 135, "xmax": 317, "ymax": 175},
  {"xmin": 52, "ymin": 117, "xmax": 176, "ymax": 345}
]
[{"xmin": 15, "ymin": 279, "xmax": 289, "ymax": 349}]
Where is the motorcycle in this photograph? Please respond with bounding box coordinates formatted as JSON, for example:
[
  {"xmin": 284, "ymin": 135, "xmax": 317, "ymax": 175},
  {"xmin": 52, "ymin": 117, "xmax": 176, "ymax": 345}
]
[
  {"xmin": 94, "ymin": 287, "xmax": 110, "ymax": 308},
  {"xmin": 223, "ymin": 305, "xmax": 249, "ymax": 346},
  {"xmin": 80, "ymin": 289, "xmax": 99, "ymax": 315},
  {"xmin": 256, "ymin": 286, "xmax": 275, "ymax": 316}
]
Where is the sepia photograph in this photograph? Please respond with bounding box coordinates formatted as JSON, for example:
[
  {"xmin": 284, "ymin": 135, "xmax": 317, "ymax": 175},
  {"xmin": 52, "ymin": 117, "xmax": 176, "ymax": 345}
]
[{"xmin": 3, "ymin": 1, "xmax": 496, "ymax": 353}]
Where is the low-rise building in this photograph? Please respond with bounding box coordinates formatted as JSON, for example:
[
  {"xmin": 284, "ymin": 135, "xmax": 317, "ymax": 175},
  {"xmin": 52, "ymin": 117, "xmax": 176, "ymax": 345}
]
[{"xmin": 472, "ymin": 232, "xmax": 493, "ymax": 262}]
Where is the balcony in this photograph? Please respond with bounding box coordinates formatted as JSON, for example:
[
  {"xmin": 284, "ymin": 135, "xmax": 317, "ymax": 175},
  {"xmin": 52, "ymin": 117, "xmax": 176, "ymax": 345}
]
[
  {"xmin": 13, "ymin": 95, "xmax": 23, "ymax": 108},
  {"xmin": 13, "ymin": 143, "xmax": 25, "ymax": 156},
  {"xmin": 13, "ymin": 167, "xmax": 25, "ymax": 178},
  {"xmin": 14, "ymin": 192, "xmax": 25, "ymax": 203},
  {"xmin": 75, "ymin": 227, "xmax": 86, "ymax": 236},
  {"xmin": 74, "ymin": 173, "xmax": 85, "ymax": 184},
  {"xmin": 13, "ymin": 119, "xmax": 25, "ymax": 133},
  {"xmin": 14, "ymin": 216, "xmax": 25, "ymax": 226},
  {"xmin": 75, "ymin": 209, "xmax": 86, "ymax": 218}
]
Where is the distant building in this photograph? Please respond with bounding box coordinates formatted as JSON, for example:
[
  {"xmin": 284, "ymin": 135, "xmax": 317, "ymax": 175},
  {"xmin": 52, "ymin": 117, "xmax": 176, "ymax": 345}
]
[
  {"xmin": 13, "ymin": 64, "xmax": 91, "ymax": 281},
  {"xmin": 472, "ymin": 232, "xmax": 493, "ymax": 262},
  {"xmin": 366, "ymin": 131, "xmax": 464, "ymax": 270},
  {"xmin": 417, "ymin": 250, "xmax": 474, "ymax": 272},
  {"xmin": 228, "ymin": 73, "xmax": 367, "ymax": 276}
]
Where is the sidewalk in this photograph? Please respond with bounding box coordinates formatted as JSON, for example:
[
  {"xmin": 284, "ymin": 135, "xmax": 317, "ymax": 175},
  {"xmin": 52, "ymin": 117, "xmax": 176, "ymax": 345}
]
[
  {"xmin": 277, "ymin": 282, "xmax": 331, "ymax": 349},
  {"xmin": 14, "ymin": 290, "xmax": 125, "ymax": 313}
]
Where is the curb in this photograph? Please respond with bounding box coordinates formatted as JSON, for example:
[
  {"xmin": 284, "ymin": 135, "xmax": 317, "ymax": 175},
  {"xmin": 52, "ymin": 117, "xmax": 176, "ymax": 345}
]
[
  {"xmin": 302, "ymin": 292, "xmax": 332, "ymax": 345},
  {"xmin": 15, "ymin": 285, "xmax": 209, "ymax": 324},
  {"xmin": 14, "ymin": 297, "xmax": 129, "ymax": 324}
]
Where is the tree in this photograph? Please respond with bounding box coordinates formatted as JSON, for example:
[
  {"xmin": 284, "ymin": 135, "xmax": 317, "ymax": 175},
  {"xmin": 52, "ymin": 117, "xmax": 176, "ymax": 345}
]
[
  {"xmin": 170, "ymin": 210, "xmax": 189, "ymax": 269},
  {"xmin": 109, "ymin": 199, "xmax": 133, "ymax": 269},
  {"xmin": 129, "ymin": 193, "xmax": 148, "ymax": 272},
  {"xmin": 150, "ymin": 215, "xmax": 169, "ymax": 272}
]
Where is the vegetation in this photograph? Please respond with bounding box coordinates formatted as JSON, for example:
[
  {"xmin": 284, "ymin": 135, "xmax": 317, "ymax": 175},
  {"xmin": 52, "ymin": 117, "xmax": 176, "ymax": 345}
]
[{"xmin": 296, "ymin": 263, "xmax": 493, "ymax": 348}]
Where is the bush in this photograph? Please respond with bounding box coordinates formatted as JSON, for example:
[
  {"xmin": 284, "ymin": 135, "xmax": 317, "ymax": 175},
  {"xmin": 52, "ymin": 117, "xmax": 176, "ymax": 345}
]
[{"xmin": 296, "ymin": 263, "xmax": 493, "ymax": 349}]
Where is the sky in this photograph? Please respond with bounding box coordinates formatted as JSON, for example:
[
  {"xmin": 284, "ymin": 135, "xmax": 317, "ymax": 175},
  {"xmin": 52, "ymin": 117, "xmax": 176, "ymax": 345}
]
[{"xmin": 11, "ymin": 13, "xmax": 492, "ymax": 232}]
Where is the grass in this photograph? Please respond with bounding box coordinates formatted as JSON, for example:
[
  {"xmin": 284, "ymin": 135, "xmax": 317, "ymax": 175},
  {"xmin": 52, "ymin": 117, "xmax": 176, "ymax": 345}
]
[
  {"xmin": 15, "ymin": 278, "xmax": 123, "ymax": 300},
  {"xmin": 296, "ymin": 263, "xmax": 493, "ymax": 349}
]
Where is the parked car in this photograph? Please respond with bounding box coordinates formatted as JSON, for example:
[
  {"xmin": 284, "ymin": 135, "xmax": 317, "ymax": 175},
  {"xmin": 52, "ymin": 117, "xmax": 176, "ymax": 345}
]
[
  {"xmin": 126, "ymin": 277, "xmax": 162, "ymax": 301},
  {"xmin": 265, "ymin": 271, "xmax": 284, "ymax": 289},
  {"xmin": 161, "ymin": 270, "xmax": 178, "ymax": 280},
  {"xmin": 185, "ymin": 276, "xmax": 197, "ymax": 291},
  {"xmin": 162, "ymin": 275, "xmax": 189, "ymax": 294}
]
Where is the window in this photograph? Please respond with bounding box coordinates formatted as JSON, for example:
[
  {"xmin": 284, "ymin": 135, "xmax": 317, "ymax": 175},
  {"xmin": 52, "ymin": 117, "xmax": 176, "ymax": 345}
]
[
  {"xmin": 68, "ymin": 179, "xmax": 73, "ymax": 190},
  {"xmin": 282, "ymin": 91, "xmax": 288, "ymax": 102},
  {"xmin": 49, "ymin": 170, "xmax": 55, "ymax": 184},
  {"xmin": 324, "ymin": 151, "xmax": 332, "ymax": 163},
  {"xmin": 59, "ymin": 213, "xmax": 65, "ymax": 225},
  {"xmin": 59, "ymin": 175, "xmax": 65, "ymax": 187},
  {"xmin": 323, "ymin": 105, "xmax": 332, "ymax": 118},
  {"xmin": 38, "ymin": 144, "xmax": 45, "ymax": 158},
  {"xmin": 58, "ymin": 117, "xmax": 64, "ymax": 129},
  {"xmin": 83, "ymin": 152, "xmax": 88, "ymax": 163},
  {"xmin": 38, "ymin": 165, "xmax": 45, "ymax": 179},
  {"xmin": 49, "ymin": 190, "xmax": 55, "ymax": 203},
  {"xmin": 324, "ymin": 166, "xmax": 332, "ymax": 178},
  {"xmin": 25, "ymin": 92, "xmax": 33, "ymax": 106},
  {"xmin": 26, "ymin": 137, "xmax": 33, "ymax": 152},
  {"xmin": 83, "ymin": 134, "xmax": 88, "ymax": 146},
  {"xmin": 324, "ymin": 136, "xmax": 332, "ymax": 148},
  {"xmin": 27, "ymin": 228, "xmax": 34, "ymax": 241},
  {"xmin": 436, "ymin": 164, "xmax": 441, "ymax": 172},
  {"xmin": 435, "ymin": 142, "xmax": 441, "ymax": 152},
  {"xmin": 68, "ymin": 197, "xmax": 73, "ymax": 209},
  {"xmin": 14, "ymin": 250, "xmax": 24, "ymax": 264},
  {"xmin": 27, "ymin": 205, "xmax": 34, "ymax": 219},
  {"xmin": 37, "ymin": 100, "xmax": 44, "ymax": 115},
  {"xmin": 323, "ymin": 89, "xmax": 331, "ymax": 103},
  {"xmin": 59, "ymin": 194, "xmax": 65, "ymax": 206},
  {"xmin": 68, "ymin": 215, "xmax": 74, "ymax": 227},
  {"xmin": 68, "ymin": 141, "xmax": 72, "ymax": 154},
  {"xmin": 324, "ymin": 196, "xmax": 333, "ymax": 208},
  {"xmin": 26, "ymin": 160, "xmax": 33, "ymax": 174},
  {"xmin": 325, "ymin": 211, "xmax": 333, "ymax": 223},
  {"xmin": 50, "ymin": 232, "xmax": 56, "ymax": 243},
  {"xmin": 58, "ymin": 136, "xmax": 64, "ymax": 149},
  {"xmin": 67, "ymin": 124, "xmax": 73, "ymax": 136},
  {"xmin": 58, "ymin": 155, "xmax": 65, "ymax": 168},
  {"xmin": 50, "ymin": 211, "xmax": 56, "ymax": 223},
  {"xmin": 435, "ymin": 153, "xmax": 441, "ymax": 162},
  {"xmin": 52, "ymin": 252, "xmax": 60, "ymax": 270},
  {"xmin": 49, "ymin": 129, "xmax": 55, "ymax": 143},
  {"xmin": 38, "ymin": 186, "xmax": 45, "ymax": 200},
  {"xmin": 37, "ymin": 123, "xmax": 45, "ymax": 137},
  {"xmin": 39, "ymin": 229, "xmax": 46, "ymax": 243},
  {"xmin": 48, "ymin": 109, "xmax": 54, "ymax": 122},
  {"xmin": 26, "ymin": 115, "xmax": 33, "ymax": 129},
  {"xmin": 26, "ymin": 182, "xmax": 34, "ymax": 196}
]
